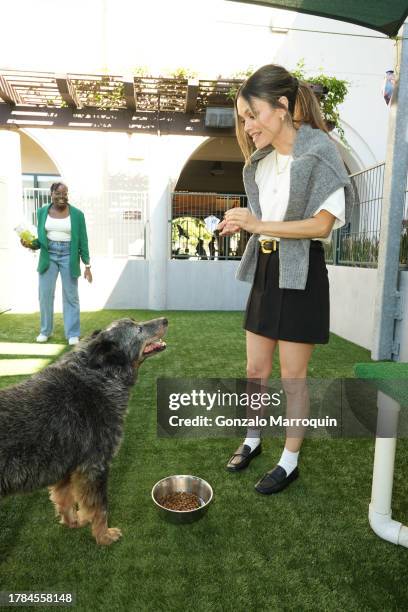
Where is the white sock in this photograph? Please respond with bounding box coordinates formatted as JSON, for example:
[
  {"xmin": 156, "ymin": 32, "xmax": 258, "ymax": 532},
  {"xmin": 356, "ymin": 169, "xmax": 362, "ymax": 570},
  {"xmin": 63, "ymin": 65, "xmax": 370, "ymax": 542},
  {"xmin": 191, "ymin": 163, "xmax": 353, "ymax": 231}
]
[
  {"xmin": 243, "ymin": 429, "xmax": 261, "ymax": 452},
  {"xmin": 277, "ymin": 447, "xmax": 299, "ymax": 476}
]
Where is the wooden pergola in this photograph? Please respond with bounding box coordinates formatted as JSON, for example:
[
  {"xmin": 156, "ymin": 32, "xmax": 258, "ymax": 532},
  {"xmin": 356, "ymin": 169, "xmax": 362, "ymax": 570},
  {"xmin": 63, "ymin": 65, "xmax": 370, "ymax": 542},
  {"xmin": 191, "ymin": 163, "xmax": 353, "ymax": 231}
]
[{"xmin": 0, "ymin": 69, "xmax": 245, "ymax": 135}]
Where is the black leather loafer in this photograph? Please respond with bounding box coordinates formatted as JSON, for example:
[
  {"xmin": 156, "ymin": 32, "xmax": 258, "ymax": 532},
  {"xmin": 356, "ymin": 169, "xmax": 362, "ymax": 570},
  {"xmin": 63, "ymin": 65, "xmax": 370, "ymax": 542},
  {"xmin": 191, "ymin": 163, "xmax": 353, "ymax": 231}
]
[
  {"xmin": 254, "ymin": 465, "xmax": 299, "ymax": 494},
  {"xmin": 226, "ymin": 443, "xmax": 262, "ymax": 472}
]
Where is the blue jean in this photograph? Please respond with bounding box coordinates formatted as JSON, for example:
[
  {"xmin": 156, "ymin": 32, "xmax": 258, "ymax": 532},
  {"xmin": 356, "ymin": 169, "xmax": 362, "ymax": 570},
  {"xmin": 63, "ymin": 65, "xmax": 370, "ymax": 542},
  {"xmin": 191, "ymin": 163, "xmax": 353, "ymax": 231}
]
[{"xmin": 39, "ymin": 240, "xmax": 80, "ymax": 339}]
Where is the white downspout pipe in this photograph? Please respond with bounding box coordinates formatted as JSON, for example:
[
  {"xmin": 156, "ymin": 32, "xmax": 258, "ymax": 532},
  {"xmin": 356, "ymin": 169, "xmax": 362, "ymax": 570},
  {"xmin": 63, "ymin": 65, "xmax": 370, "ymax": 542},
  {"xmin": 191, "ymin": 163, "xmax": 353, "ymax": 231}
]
[{"xmin": 368, "ymin": 391, "xmax": 408, "ymax": 546}]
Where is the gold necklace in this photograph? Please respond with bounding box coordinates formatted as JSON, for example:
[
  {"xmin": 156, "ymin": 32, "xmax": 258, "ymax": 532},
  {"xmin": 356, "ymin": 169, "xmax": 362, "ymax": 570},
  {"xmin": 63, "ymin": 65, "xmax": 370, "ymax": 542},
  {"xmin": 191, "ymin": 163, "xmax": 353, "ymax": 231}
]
[
  {"xmin": 272, "ymin": 150, "xmax": 291, "ymax": 194},
  {"xmin": 274, "ymin": 149, "xmax": 291, "ymax": 175}
]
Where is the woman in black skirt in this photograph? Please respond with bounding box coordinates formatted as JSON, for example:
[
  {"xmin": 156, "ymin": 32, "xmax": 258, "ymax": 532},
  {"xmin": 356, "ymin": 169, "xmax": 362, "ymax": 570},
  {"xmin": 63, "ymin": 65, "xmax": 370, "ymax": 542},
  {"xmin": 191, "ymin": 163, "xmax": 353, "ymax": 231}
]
[{"xmin": 218, "ymin": 64, "xmax": 353, "ymax": 494}]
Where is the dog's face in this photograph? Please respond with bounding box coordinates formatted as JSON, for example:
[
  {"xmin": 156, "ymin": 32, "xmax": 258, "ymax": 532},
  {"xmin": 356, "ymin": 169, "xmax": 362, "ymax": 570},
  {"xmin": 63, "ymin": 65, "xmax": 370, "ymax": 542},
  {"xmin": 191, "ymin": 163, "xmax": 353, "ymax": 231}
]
[{"xmin": 86, "ymin": 317, "xmax": 168, "ymax": 370}]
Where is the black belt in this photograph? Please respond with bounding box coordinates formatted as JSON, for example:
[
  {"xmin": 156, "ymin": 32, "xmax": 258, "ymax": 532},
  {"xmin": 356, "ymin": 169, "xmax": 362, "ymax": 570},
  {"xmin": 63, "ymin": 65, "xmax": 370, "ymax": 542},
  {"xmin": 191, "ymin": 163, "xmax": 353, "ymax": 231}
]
[{"xmin": 259, "ymin": 239, "xmax": 323, "ymax": 254}]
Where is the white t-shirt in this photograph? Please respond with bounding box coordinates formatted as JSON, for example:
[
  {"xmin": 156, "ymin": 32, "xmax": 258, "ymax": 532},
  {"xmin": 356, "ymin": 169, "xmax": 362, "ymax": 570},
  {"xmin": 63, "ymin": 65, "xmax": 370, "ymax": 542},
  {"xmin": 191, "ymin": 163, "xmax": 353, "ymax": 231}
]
[
  {"xmin": 255, "ymin": 150, "xmax": 345, "ymax": 243},
  {"xmin": 45, "ymin": 215, "xmax": 72, "ymax": 242}
]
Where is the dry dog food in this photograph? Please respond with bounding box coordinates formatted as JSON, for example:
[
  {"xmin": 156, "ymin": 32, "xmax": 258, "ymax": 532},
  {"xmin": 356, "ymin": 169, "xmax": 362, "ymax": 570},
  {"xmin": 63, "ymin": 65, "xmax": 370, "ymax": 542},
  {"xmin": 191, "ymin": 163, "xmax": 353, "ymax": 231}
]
[{"xmin": 159, "ymin": 492, "xmax": 201, "ymax": 511}]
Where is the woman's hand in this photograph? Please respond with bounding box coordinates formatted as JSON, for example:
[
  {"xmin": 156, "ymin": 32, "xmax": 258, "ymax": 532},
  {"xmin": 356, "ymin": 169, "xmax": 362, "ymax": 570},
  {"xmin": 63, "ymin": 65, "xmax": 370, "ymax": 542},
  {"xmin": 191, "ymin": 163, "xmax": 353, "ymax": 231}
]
[
  {"xmin": 20, "ymin": 238, "xmax": 36, "ymax": 250},
  {"xmin": 217, "ymin": 219, "xmax": 241, "ymax": 237},
  {"xmin": 84, "ymin": 267, "xmax": 93, "ymax": 283},
  {"xmin": 224, "ymin": 208, "xmax": 260, "ymax": 234}
]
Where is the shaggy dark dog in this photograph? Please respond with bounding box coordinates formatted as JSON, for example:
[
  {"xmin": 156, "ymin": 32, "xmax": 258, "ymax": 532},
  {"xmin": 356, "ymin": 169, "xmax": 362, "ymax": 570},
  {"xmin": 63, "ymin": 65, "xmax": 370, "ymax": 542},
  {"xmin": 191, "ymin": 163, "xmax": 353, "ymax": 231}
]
[{"xmin": 0, "ymin": 317, "xmax": 167, "ymax": 545}]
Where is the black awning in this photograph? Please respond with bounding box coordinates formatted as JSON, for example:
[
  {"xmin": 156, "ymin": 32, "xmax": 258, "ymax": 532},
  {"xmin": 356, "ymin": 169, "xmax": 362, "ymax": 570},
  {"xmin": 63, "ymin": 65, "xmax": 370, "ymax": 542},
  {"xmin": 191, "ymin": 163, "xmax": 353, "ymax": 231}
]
[{"xmin": 227, "ymin": 0, "xmax": 408, "ymax": 37}]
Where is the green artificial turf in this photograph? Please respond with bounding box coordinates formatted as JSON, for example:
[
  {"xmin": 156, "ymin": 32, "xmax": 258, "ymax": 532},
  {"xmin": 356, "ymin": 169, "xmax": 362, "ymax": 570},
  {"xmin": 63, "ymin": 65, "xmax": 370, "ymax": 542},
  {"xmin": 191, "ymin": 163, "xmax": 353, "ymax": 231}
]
[
  {"xmin": 354, "ymin": 362, "xmax": 408, "ymax": 406},
  {"xmin": 0, "ymin": 311, "xmax": 408, "ymax": 612}
]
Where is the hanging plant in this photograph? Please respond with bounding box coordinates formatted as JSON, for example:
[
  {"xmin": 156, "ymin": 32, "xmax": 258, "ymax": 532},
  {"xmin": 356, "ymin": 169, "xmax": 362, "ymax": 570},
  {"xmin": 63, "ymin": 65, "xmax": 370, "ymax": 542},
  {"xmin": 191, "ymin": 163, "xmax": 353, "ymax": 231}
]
[
  {"xmin": 168, "ymin": 67, "xmax": 198, "ymax": 79},
  {"xmin": 74, "ymin": 76, "xmax": 125, "ymax": 110},
  {"xmin": 291, "ymin": 59, "xmax": 349, "ymax": 144}
]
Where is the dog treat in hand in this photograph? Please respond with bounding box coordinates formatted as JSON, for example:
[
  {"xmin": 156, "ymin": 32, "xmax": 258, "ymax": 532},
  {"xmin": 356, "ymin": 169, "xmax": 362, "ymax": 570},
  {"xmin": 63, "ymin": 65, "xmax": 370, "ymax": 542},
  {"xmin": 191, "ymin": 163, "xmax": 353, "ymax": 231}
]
[{"xmin": 159, "ymin": 492, "xmax": 201, "ymax": 511}]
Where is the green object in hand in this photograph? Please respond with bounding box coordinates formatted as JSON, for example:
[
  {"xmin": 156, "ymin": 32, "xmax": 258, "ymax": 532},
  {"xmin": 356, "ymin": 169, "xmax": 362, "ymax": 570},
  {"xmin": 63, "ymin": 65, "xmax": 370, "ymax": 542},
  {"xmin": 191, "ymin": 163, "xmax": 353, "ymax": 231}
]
[
  {"xmin": 19, "ymin": 230, "xmax": 36, "ymax": 246},
  {"xmin": 15, "ymin": 223, "xmax": 37, "ymax": 249},
  {"xmin": 20, "ymin": 230, "xmax": 35, "ymax": 242}
]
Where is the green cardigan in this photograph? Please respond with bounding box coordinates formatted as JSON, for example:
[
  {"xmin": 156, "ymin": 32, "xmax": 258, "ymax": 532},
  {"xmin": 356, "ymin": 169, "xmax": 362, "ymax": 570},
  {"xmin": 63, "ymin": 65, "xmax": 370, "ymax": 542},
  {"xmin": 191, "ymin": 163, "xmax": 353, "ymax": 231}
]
[{"xmin": 32, "ymin": 204, "xmax": 90, "ymax": 277}]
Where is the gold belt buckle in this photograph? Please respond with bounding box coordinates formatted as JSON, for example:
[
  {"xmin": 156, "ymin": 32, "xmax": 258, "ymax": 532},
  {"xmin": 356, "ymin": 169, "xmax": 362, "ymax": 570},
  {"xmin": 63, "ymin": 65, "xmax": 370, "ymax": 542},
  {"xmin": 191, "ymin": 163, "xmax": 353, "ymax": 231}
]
[{"xmin": 261, "ymin": 240, "xmax": 277, "ymax": 254}]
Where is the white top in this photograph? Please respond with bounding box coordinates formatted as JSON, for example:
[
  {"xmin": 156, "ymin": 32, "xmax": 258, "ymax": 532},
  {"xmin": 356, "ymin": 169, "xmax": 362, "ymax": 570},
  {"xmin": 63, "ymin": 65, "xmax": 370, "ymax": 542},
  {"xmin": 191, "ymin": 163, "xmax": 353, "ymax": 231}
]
[
  {"xmin": 45, "ymin": 215, "xmax": 71, "ymax": 242},
  {"xmin": 255, "ymin": 150, "xmax": 345, "ymax": 243}
]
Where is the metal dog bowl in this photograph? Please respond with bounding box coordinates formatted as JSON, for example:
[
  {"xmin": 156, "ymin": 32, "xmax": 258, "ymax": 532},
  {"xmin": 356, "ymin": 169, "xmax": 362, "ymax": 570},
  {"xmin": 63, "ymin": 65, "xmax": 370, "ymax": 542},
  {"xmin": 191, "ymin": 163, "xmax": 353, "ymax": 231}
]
[{"xmin": 151, "ymin": 475, "xmax": 213, "ymax": 524}]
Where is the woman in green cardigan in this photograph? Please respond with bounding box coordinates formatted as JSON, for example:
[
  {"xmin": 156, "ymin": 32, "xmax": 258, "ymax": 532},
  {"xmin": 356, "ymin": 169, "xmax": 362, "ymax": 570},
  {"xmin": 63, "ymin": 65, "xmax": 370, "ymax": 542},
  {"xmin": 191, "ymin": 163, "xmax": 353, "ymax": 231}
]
[{"xmin": 22, "ymin": 182, "xmax": 92, "ymax": 345}]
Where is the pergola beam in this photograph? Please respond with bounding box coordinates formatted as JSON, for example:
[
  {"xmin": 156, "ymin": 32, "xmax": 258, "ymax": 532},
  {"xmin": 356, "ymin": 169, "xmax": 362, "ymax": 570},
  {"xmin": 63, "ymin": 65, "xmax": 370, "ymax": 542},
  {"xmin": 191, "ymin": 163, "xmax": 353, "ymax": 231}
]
[
  {"xmin": 185, "ymin": 79, "xmax": 199, "ymax": 113},
  {"xmin": 56, "ymin": 74, "xmax": 81, "ymax": 108},
  {"xmin": 0, "ymin": 75, "xmax": 18, "ymax": 105},
  {"xmin": 0, "ymin": 104, "xmax": 235, "ymax": 137},
  {"xmin": 123, "ymin": 80, "xmax": 136, "ymax": 112}
]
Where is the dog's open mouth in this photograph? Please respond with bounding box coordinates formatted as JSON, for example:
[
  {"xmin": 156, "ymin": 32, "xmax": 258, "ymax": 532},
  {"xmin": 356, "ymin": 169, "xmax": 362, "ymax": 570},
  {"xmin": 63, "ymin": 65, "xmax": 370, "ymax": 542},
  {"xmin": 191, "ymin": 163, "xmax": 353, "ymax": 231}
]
[{"xmin": 143, "ymin": 339, "xmax": 167, "ymax": 355}]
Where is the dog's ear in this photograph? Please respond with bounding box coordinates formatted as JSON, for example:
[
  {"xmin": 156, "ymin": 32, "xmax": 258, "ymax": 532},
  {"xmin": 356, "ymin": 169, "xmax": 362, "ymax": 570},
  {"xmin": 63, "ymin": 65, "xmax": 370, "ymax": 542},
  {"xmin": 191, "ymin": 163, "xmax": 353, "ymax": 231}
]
[
  {"xmin": 91, "ymin": 329, "xmax": 102, "ymax": 338},
  {"xmin": 87, "ymin": 336, "xmax": 128, "ymax": 369}
]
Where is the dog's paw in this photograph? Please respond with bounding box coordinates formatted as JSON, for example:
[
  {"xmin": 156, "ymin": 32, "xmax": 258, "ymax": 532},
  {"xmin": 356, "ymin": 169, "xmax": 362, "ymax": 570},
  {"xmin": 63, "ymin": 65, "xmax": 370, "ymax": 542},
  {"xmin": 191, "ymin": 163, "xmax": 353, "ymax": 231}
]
[
  {"xmin": 59, "ymin": 510, "xmax": 79, "ymax": 528},
  {"xmin": 96, "ymin": 527, "xmax": 122, "ymax": 546},
  {"xmin": 76, "ymin": 509, "xmax": 91, "ymax": 527}
]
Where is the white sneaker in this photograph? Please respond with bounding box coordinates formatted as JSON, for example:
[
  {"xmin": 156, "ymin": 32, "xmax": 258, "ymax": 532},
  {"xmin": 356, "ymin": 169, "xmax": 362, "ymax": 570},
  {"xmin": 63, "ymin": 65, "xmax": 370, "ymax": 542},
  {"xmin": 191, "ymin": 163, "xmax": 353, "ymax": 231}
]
[
  {"xmin": 68, "ymin": 336, "xmax": 79, "ymax": 346},
  {"xmin": 36, "ymin": 334, "xmax": 48, "ymax": 343}
]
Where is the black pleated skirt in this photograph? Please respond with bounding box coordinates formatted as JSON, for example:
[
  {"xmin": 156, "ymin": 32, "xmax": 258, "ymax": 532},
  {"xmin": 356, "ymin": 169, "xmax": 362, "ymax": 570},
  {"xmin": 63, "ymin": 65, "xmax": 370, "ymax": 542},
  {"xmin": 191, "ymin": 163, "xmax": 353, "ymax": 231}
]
[{"xmin": 244, "ymin": 242, "xmax": 330, "ymax": 344}]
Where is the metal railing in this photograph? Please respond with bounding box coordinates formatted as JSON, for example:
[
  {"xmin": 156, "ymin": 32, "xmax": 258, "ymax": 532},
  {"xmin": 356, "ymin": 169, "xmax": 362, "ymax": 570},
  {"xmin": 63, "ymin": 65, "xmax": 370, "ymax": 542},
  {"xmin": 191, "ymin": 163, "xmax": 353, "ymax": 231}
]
[
  {"xmin": 23, "ymin": 188, "xmax": 148, "ymax": 258},
  {"xmin": 324, "ymin": 163, "xmax": 408, "ymax": 268},
  {"xmin": 171, "ymin": 192, "xmax": 249, "ymax": 260},
  {"xmin": 172, "ymin": 172, "xmax": 408, "ymax": 268},
  {"xmin": 23, "ymin": 188, "xmax": 51, "ymax": 226}
]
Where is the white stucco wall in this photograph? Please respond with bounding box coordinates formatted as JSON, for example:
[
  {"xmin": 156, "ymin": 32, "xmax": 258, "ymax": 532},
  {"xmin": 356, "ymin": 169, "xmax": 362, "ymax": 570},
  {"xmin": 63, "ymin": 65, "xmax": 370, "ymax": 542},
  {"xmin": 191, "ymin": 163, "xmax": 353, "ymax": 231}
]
[
  {"xmin": 327, "ymin": 265, "xmax": 377, "ymax": 350},
  {"xmin": 328, "ymin": 267, "xmax": 408, "ymax": 358},
  {"xmin": 7, "ymin": 257, "xmax": 249, "ymax": 314},
  {"xmin": 21, "ymin": 129, "xmax": 206, "ymax": 199},
  {"xmin": 277, "ymin": 13, "xmax": 394, "ymax": 167},
  {"xmin": 0, "ymin": 130, "xmax": 24, "ymax": 311},
  {"xmin": 167, "ymin": 261, "xmax": 250, "ymax": 310}
]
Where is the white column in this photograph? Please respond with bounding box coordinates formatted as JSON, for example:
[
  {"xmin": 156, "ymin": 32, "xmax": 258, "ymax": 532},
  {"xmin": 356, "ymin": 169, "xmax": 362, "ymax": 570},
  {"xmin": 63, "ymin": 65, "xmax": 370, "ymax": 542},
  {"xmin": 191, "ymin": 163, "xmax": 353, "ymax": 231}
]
[
  {"xmin": 0, "ymin": 129, "xmax": 25, "ymax": 311},
  {"xmin": 147, "ymin": 138, "xmax": 170, "ymax": 310}
]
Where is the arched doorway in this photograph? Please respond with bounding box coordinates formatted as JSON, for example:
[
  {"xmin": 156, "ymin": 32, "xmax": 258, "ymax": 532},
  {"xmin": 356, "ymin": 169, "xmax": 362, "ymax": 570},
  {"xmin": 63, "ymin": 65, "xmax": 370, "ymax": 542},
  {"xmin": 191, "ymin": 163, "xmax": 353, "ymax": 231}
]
[
  {"xmin": 175, "ymin": 136, "xmax": 245, "ymax": 192},
  {"xmin": 20, "ymin": 131, "xmax": 61, "ymax": 225},
  {"xmin": 172, "ymin": 136, "xmax": 248, "ymax": 260}
]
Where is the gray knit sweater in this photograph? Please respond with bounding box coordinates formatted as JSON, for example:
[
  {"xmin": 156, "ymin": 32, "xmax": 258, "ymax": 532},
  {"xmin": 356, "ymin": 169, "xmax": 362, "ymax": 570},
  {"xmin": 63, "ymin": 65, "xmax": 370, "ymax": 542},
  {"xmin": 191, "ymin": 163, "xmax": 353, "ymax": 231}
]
[{"xmin": 236, "ymin": 123, "xmax": 354, "ymax": 289}]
